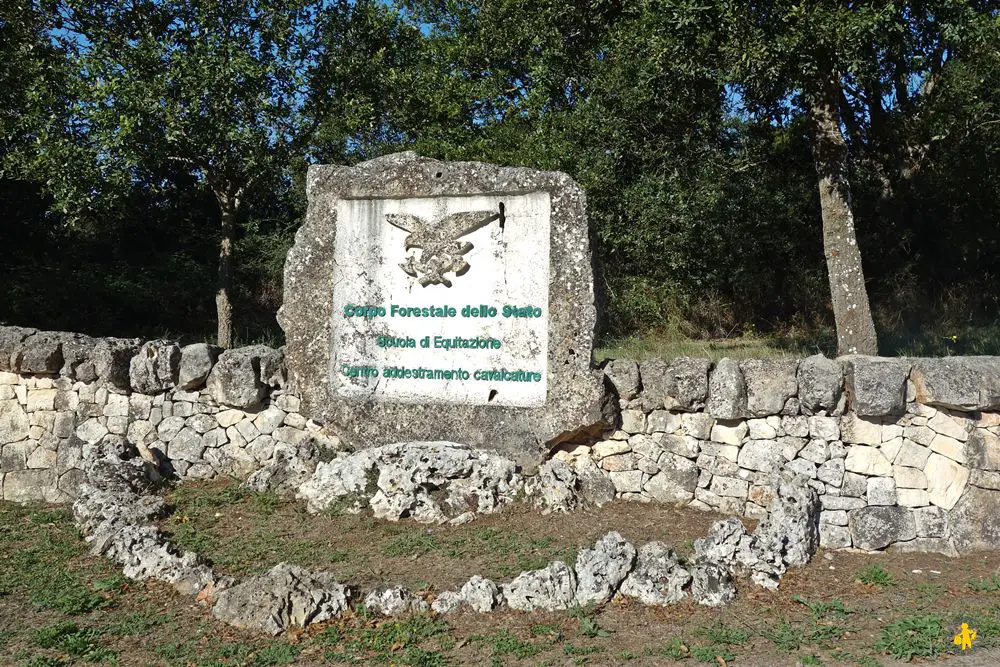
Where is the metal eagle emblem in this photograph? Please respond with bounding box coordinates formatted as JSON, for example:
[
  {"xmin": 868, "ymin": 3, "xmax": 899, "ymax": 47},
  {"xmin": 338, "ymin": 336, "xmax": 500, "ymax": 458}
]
[{"xmin": 386, "ymin": 210, "xmax": 499, "ymax": 287}]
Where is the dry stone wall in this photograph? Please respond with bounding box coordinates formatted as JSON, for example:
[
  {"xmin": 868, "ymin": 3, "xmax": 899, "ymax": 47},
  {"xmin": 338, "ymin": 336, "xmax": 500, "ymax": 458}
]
[
  {"xmin": 4, "ymin": 324, "xmax": 1000, "ymax": 555},
  {"xmin": 588, "ymin": 355, "xmax": 1000, "ymax": 555}
]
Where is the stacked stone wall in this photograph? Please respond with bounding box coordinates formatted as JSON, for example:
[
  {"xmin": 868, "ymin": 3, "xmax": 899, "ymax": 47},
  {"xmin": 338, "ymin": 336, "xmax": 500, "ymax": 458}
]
[{"xmin": 4, "ymin": 324, "xmax": 1000, "ymax": 555}]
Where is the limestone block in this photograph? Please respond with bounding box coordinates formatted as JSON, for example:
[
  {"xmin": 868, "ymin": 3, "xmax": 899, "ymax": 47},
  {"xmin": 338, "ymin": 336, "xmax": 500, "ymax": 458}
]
[
  {"xmin": 880, "ymin": 437, "xmax": 903, "ymax": 464},
  {"xmin": 646, "ymin": 410, "xmax": 682, "ymax": 434},
  {"xmin": 0, "ymin": 399, "xmax": 29, "ymax": 445},
  {"xmin": 26, "ymin": 446, "xmax": 56, "ymax": 469},
  {"xmin": 681, "ymin": 413, "xmax": 714, "ymax": 440},
  {"xmin": 740, "ymin": 358, "xmax": 798, "ymax": 417},
  {"xmin": 620, "ymin": 409, "xmax": 645, "ymax": 434},
  {"xmin": 699, "ymin": 441, "xmax": 739, "ymax": 462},
  {"xmin": 964, "ymin": 429, "xmax": 1000, "ymax": 470},
  {"xmin": 706, "ymin": 358, "xmax": 747, "ymax": 419},
  {"xmin": 283, "ymin": 412, "xmax": 307, "ymax": 430},
  {"xmin": 924, "ymin": 453, "xmax": 970, "ymax": 510},
  {"xmin": 0, "ymin": 327, "xmax": 37, "ymax": 371},
  {"xmin": 102, "ymin": 392, "xmax": 129, "ymax": 418},
  {"xmin": 817, "ymin": 458, "xmax": 845, "ymax": 486},
  {"xmin": 26, "ymin": 389, "xmax": 57, "ymax": 413},
  {"xmin": 2, "ymin": 468, "xmax": 56, "ymax": 502},
  {"xmin": 840, "ymin": 414, "xmax": 881, "ymax": 445},
  {"xmin": 75, "ymin": 418, "xmax": 108, "ymax": 445},
  {"xmin": 609, "ymin": 470, "xmax": 643, "ymax": 494},
  {"xmin": 844, "ymin": 446, "xmax": 891, "ymax": 476},
  {"xmin": 737, "ymin": 439, "xmax": 785, "ymax": 472},
  {"xmin": 904, "ymin": 425, "xmax": 935, "ymax": 446},
  {"xmin": 896, "ymin": 489, "xmax": 930, "ymax": 507},
  {"xmin": 866, "ymin": 477, "xmax": 896, "ymax": 505},
  {"xmin": 799, "ymin": 439, "xmax": 830, "ymax": 464},
  {"xmin": 710, "ymin": 420, "xmax": 747, "ymax": 446},
  {"xmin": 274, "ymin": 393, "xmax": 301, "ymax": 414},
  {"xmin": 217, "ymin": 409, "xmax": 245, "ymax": 428},
  {"xmin": 893, "ymin": 465, "xmax": 928, "ymax": 489},
  {"xmin": 841, "ymin": 471, "xmax": 868, "ymax": 497},
  {"xmin": 640, "ymin": 357, "xmax": 711, "ymax": 412},
  {"xmin": 206, "ymin": 348, "xmax": 267, "ymax": 410},
  {"xmin": 178, "ymin": 343, "xmax": 222, "ymax": 390},
  {"xmin": 593, "ymin": 439, "xmax": 630, "ymax": 459},
  {"xmin": 253, "ymin": 406, "xmax": 287, "ymax": 436},
  {"xmin": 848, "ymin": 506, "xmax": 916, "ymax": 550},
  {"xmin": 129, "ymin": 340, "xmax": 181, "ymax": 393},
  {"xmin": 785, "ymin": 458, "xmax": 817, "ymax": 479},
  {"xmin": 781, "ymin": 415, "xmax": 810, "ymax": 438},
  {"xmin": 601, "ymin": 453, "xmax": 635, "ymax": 472},
  {"xmin": 778, "ymin": 436, "xmax": 807, "ymax": 460},
  {"xmin": 910, "ymin": 357, "xmax": 1000, "ymax": 412},
  {"xmin": 842, "ymin": 356, "xmax": 909, "ymax": 417},
  {"xmin": 949, "ymin": 486, "xmax": 1000, "ymax": 553},
  {"xmin": 970, "ymin": 470, "xmax": 1000, "ymax": 491},
  {"xmin": 820, "ymin": 524, "xmax": 852, "ymax": 549},
  {"xmin": 603, "ymin": 359, "xmax": 640, "ymax": 400},
  {"xmin": 187, "ymin": 413, "xmax": 218, "ymax": 435},
  {"xmin": 748, "ymin": 418, "xmax": 777, "ymax": 440},
  {"xmin": 629, "ymin": 434, "xmax": 662, "ymax": 462},
  {"xmin": 913, "ymin": 506, "xmax": 947, "ymax": 538},
  {"xmin": 643, "ymin": 454, "xmax": 697, "ymax": 502},
  {"xmin": 156, "ymin": 416, "xmax": 186, "ymax": 442},
  {"xmin": 709, "ymin": 476, "xmax": 749, "ymax": 498},
  {"xmin": 927, "ymin": 411, "xmax": 971, "ymax": 442},
  {"xmin": 821, "ymin": 495, "xmax": 866, "ymax": 511},
  {"xmin": 896, "ymin": 440, "xmax": 932, "ymax": 468},
  {"xmin": 659, "ymin": 434, "xmax": 699, "ymax": 459},
  {"xmin": 809, "ymin": 416, "xmax": 840, "ymax": 441},
  {"xmin": 798, "ymin": 354, "xmax": 843, "ymax": 415}
]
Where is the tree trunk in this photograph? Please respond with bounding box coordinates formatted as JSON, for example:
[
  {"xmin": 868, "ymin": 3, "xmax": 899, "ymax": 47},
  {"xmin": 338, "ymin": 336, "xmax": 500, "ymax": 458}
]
[
  {"xmin": 216, "ymin": 204, "xmax": 235, "ymax": 349},
  {"xmin": 809, "ymin": 73, "xmax": 879, "ymax": 356}
]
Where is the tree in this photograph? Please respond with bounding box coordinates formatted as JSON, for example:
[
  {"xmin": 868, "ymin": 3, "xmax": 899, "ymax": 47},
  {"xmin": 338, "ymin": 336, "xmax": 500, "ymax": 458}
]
[
  {"xmin": 13, "ymin": 0, "xmax": 402, "ymax": 347},
  {"xmin": 721, "ymin": 1, "xmax": 998, "ymax": 355}
]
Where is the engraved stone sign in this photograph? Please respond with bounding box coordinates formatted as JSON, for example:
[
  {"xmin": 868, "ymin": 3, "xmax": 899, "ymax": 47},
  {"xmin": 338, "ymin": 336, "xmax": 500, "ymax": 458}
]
[{"xmin": 279, "ymin": 153, "xmax": 610, "ymax": 465}]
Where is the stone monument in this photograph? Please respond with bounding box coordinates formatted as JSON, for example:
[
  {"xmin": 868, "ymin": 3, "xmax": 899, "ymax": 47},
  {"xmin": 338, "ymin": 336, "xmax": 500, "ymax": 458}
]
[{"xmin": 279, "ymin": 152, "xmax": 611, "ymax": 465}]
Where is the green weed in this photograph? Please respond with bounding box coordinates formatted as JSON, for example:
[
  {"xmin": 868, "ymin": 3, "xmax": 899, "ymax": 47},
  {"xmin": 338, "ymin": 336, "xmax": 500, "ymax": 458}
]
[
  {"xmin": 690, "ymin": 645, "xmax": 735, "ymax": 663},
  {"xmin": 794, "ymin": 595, "xmax": 853, "ymax": 619},
  {"xmin": 855, "ymin": 564, "xmax": 895, "ymax": 588},
  {"xmin": 572, "ymin": 607, "xmax": 611, "ymax": 639},
  {"xmin": 873, "ymin": 615, "xmax": 946, "ymax": 660},
  {"xmin": 761, "ymin": 619, "xmax": 801, "ymax": 652},
  {"xmin": 564, "ymin": 643, "xmax": 603, "ymax": 655},
  {"xmin": 800, "ymin": 655, "xmax": 823, "ymax": 665},
  {"xmin": 480, "ymin": 629, "xmax": 542, "ymax": 660},
  {"xmin": 698, "ymin": 621, "xmax": 749, "ymax": 646},
  {"xmin": 32, "ymin": 622, "xmax": 116, "ymax": 662},
  {"xmin": 657, "ymin": 637, "xmax": 690, "ymax": 660},
  {"xmin": 968, "ymin": 575, "xmax": 1000, "ymax": 593}
]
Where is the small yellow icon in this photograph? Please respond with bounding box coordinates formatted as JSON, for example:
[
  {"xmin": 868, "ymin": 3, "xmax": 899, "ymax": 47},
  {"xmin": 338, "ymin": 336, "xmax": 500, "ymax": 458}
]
[{"xmin": 953, "ymin": 622, "xmax": 977, "ymax": 651}]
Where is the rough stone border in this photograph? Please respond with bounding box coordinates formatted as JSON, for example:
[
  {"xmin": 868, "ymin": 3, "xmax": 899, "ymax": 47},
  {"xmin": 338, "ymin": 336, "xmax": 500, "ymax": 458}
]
[{"xmin": 72, "ymin": 444, "xmax": 820, "ymax": 637}]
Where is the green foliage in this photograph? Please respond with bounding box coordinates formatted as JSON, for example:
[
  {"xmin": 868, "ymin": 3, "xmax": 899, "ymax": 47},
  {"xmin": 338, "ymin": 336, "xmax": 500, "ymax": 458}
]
[
  {"xmin": 690, "ymin": 645, "xmax": 736, "ymax": 663},
  {"xmin": 479, "ymin": 629, "xmax": 542, "ymax": 660},
  {"xmin": 873, "ymin": 615, "xmax": 947, "ymax": 660},
  {"xmin": 968, "ymin": 575, "xmax": 1000, "ymax": 593},
  {"xmin": 761, "ymin": 619, "xmax": 802, "ymax": 652},
  {"xmin": 794, "ymin": 595, "xmax": 854, "ymax": 620},
  {"xmin": 657, "ymin": 638, "xmax": 690, "ymax": 660},
  {"xmin": 697, "ymin": 621, "xmax": 750, "ymax": 646},
  {"xmin": 32, "ymin": 622, "xmax": 116, "ymax": 662},
  {"xmin": 856, "ymin": 565, "xmax": 896, "ymax": 589}
]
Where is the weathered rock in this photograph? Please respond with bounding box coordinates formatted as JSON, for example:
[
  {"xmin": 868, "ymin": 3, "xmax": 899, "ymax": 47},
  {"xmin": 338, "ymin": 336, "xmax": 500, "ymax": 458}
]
[
  {"xmin": 797, "ymin": 354, "xmax": 844, "ymax": 415},
  {"xmin": 911, "ymin": 357, "xmax": 1000, "ymax": 412},
  {"xmin": 949, "ymin": 486, "xmax": 1000, "ymax": 553},
  {"xmin": 848, "ymin": 506, "xmax": 916, "ymax": 550},
  {"xmin": 0, "ymin": 399, "xmax": 29, "ymax": 445},
  {"xmin": 93, "ymin": 337, "xmax": 142, "ymax": 390},
  {"xmin": 574, "ymin": 531, "xmax": 637, "ymax": 606},
  {"xmin": 241, "ymin": 344, "xmax": 286, "ymax": 389},
  {"xmin": 503, "ymin": 561, "xmax": 577, "ymax": 611},
  {"xmin": 844, "ymin": 446, "xmax": 892, "ymax": 476},
  {"xmin": 244, "ymin": 444, "xmax": 317, "ymax": 495},
  {"xmin": 689, "ymin": 563, "xmax": 736, "ymax": 606},
  {"xmin": 644, "ymin": 454, "xmax": 698, "ymax": 503},
  {"xmin": 741, "ymin": 359, "xmax": 798, "ymax": 417},
  {"xmin": 431, "ymin": 591, "xmax": 463, "ymax": 614},
  {"xmin": 924, "ymin": 453, "xmax": 969, "ymax": 510},
  {"xmin": 842, "ymin": 356, "xmax": 909, "ymax": 417},
  {"xmin": 129, "ymin": 340, "xmax": 181, "ymax": 393},
  {"xmin": 619, "ymin": 542, "xmax": 691, "ymax": 605},
  {"xmin": 59, "ymin": 333, "xmax": 98, "ymax": 382},
  {"xmin": 0, "ymin": 326, "xmax": 36, "ymax": 371},
  {"xmin": 212, "ymin": 563, "xmax": 350, "ymax": 635},
  {"xmin": 737, "ymin": 440, "xmax": 785, "ymax": 473},
  {"xmin": 13, "ymin": 331, "xmax": 65, "ymax": 374},
  {"xmin": 207, "ymin": 348, "xmax": 268, "ymax": 409},
  {"xmin": 965, "ymin": 429, "xmax": 1000, "ymax": 471},
  {"xmin": 694, "ymin": 518, "xmax": 748, "ymax": 566},
  {"xmin": 460, "ymin": 575, "xmax": 502, "ymax": 612},
  {"xmin": 364, "ymin": 586, "xmax": 429, "ymax": 616},
  {"xmin": 706, "ymin": 358, "xmax": 748, "ymax": 420},
  {"xmin": 754, "ymin": 473, "xmax": 821, "ymax": 569},
  {"xmin": 603, "ymin": 359, "xmax": 640, "ymax": 400},
  {"xmin": 178, "ymin": 343, "xmax": 221, "ymax": 390}
]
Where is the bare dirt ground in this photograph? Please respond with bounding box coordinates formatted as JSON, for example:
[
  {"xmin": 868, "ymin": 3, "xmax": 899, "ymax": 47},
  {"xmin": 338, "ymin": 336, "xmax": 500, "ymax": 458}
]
[{"xmin": 4, "ymin": 479, "xmax": 1000, "ymax": 666}]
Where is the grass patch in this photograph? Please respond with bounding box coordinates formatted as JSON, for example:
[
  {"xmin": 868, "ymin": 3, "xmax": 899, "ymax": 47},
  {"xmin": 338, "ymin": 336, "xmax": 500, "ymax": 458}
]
[
  {"xmin": 690, "ymin": 645, "xmax": 736, "ymax": 663},
  {"xmin": 855, "ymin": 564, "xmax": 895, "ymax": 588},
  {"xmin": 873, "ymin": 615, "xmax": 947, "ymax": 660},
  {"xmin": 968, "ymin": 574, "xmax": 1000, "ymax": 593},
  {"xmin": 32, "ymin": 622, "xmax": 116, "ymax": 662},
  {"xmin": 697, "ymin": 621, "xmax": 750, "ymax": 646},
  {"xmin": 761, "ymin": 619, "xmax": 802, "ymax": 652},
  {"xmin": 595, "ymin": 332, "xmax": 807, "ymax": 362},
  {"xmin": 656, "ymin": 637, "xmax": 690, "ymax": 660},
  {"xmin": 794, "ymin": 595, "xmax": 853, "ymax": 619},
  {"xmin": 479, "ymin": 628, "xmax": 542, "ymax": 660}
]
